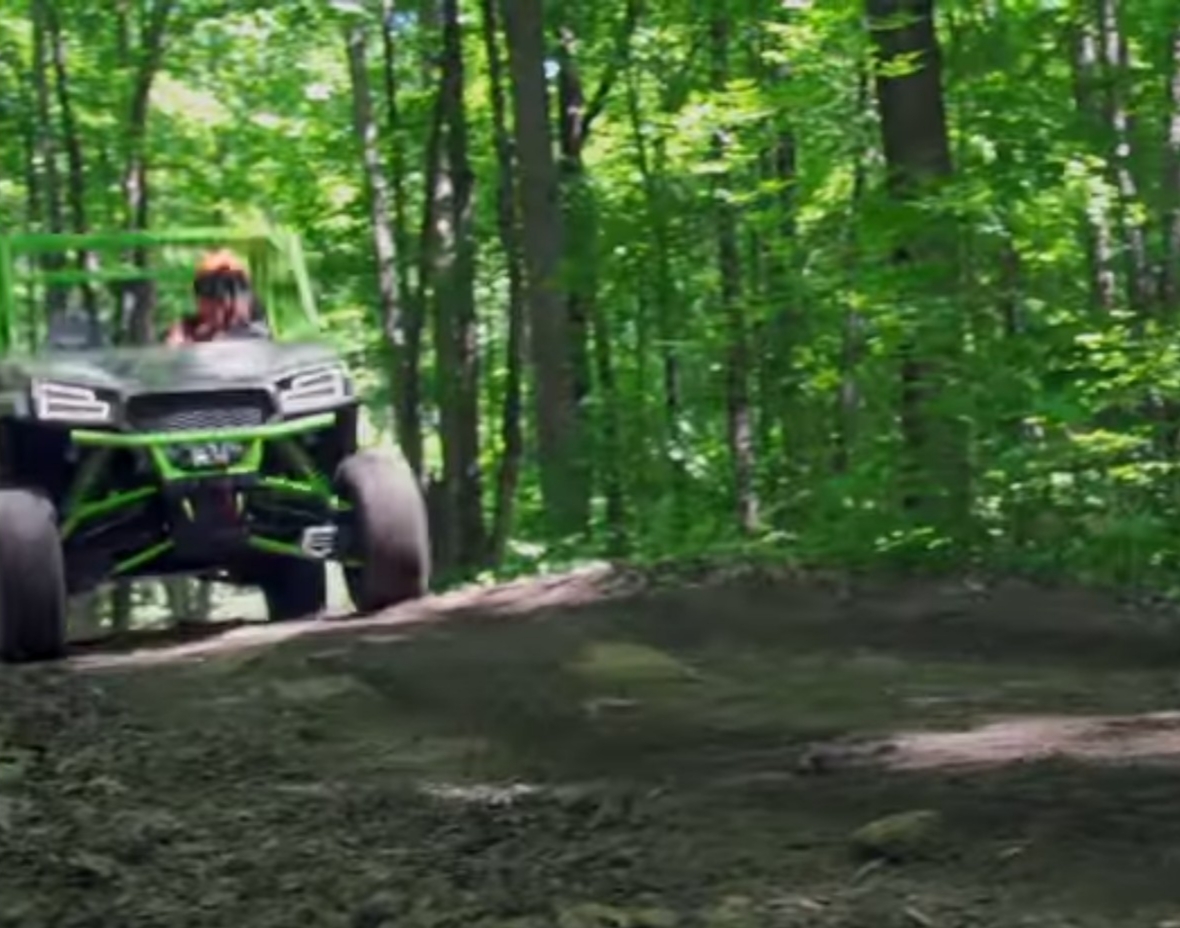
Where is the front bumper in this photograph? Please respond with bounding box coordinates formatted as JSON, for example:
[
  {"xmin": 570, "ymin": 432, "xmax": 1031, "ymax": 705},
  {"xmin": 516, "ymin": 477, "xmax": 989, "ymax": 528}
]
[
  {"xmin": 60, "ymin": 411, "xmax": 356, "ymax": 587},
  {"xmin": 71, "ymin": 411, "xmax": 337, "ymax": 451}
]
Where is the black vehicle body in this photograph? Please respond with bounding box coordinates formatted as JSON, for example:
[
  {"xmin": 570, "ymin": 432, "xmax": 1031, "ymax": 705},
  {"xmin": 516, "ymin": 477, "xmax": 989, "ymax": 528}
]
[{"xmin": 0, "ymin": 339, "xmax": 359, "ymax": 591}]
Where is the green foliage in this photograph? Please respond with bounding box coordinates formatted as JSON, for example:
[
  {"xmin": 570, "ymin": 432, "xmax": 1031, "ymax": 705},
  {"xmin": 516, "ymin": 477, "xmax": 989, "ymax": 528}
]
[{"xmin": 0, "ymin": 0, "xmax": 1178, "ymax": 590}]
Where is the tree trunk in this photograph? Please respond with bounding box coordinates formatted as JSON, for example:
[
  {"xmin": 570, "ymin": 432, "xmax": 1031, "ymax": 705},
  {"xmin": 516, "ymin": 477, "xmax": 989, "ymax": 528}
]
[
  {"xmin": 45, "ymin": 0, "xmax": 99, "ymax": 320},
  {"xmin": 430, "ymin": 0, "xmax": 484, "ymax": 571},
  {"xmin": 379, "ymin": 0, "xmax": 425, "ymax": 476},
  {"xmin": 1071, "ymin": 15, "xmax": 1117, "ymax": 313},
  {"xmin": 122, "ymin": 0, "xmax": 173, "ymax": 241},
  {"xmin": 1096, "ymin": 0, "xmax": 1152, "ymax": 313},
  {"xmin": 834, "ymin": 63, "xmax": 870, "ymax": 475},
  {"xmin": 411, "ymin": 88, "xmax": 446, "ymax": 489},
  {"xmin": 556, "ymin": 29, "xmax": 593, "ymax": 443},
  {"xmin": 0, "ymin": 50, "xmax": 31, "ymax": 345},
  {"xmin": 761, "ymin": 136, "xmax": 801, "ymax": 489},
  {"xmin": 555, "ymin": 3, "xmax": 637, "ymax": 550},
  {"xmin": 17, "ymin": 66, "xmax": 42, "ymax": 349},
  {"xmin": 345, "ymin": 21, "xmax": 404, "ymax": 447},
  {"xmin": 380, "ymin": 0, "xmax": 413, "ymax": 329},
  {"xmin": 866, "ymin": 0, "xmax": 968, "ymax": 531},
  {"xmin": 119, "ymin": 0, "xmax": 175, "ymax": 628},
  {"xmin": 751, "ymin": 2, "xmax": 800, "ymax": 488},
  {"xmin": 479, "ymin": 0, "xmax": 526, "ymax": 566},
  {"xmin": 30, "ymin": 0, "xmax": 67, "ymax": 314},
  {"xmin": 709, "ymin": 9, "xmax": 758, "ymax": 534},
  {"xmin": 119, "ymin": 0, "xmax": 173, "ymax": 345},
  {"xmin": 499, "ymin": 0, "xmax": 588, "ymax": 537},
  {"xmin": 1163, "ymin": 27, "xmax": 1180, "ymax": 314},
  {"xmin": 624, "ymin": 61, "xmax": 686, "ymax": 525}
]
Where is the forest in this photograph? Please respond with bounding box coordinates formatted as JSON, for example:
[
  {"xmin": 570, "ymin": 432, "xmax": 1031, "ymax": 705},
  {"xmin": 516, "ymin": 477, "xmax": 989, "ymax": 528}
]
[
  {"xmin": 2, "ymin": 0, "xmax": 1176, "ymax": 597},
  {"xmin": 6, "ymin": 2, "xmax": 1180, "ymax": 925}
]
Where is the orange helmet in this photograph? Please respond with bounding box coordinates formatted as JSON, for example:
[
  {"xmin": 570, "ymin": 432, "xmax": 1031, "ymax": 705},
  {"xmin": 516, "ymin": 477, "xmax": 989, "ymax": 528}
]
[{"xmin": 194, "ymin": 249, "xmax": 249, "ymax": 281}]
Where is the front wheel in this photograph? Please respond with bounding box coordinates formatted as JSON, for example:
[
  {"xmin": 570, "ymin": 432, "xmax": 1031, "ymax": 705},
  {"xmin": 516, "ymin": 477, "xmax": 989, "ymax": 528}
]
[
  {"xmin": 0, "ymin": 489, "xmax": 67, "ymax": 663},
  {"xmin": 335, "ymin": 450, "xmax": 430, "ymax": 613}
]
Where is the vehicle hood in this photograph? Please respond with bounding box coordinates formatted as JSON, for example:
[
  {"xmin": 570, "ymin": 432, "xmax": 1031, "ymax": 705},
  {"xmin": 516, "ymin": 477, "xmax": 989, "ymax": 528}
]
[{"xmin": 0, "ymin": 340, "xmax": 344, "ymax": 395}]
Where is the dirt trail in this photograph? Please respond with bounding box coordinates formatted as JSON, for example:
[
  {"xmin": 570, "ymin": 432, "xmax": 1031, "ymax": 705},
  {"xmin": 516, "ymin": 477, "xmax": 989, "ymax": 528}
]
[
  {"xmin": 69, "ymin": 564, "xmax": 628, "ymax": 669},
  {"xmin": 6, "ymin": 564, "xmax": 1180, "ymax": 926}
]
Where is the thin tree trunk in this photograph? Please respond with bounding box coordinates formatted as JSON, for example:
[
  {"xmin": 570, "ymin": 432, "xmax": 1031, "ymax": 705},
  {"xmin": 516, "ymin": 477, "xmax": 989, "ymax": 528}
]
[
  {"xmin": 624, "ymin": 62, "xmax": 686, "ymax": 524},
  {"xmin": 479, "ymin": 0, "xmax": 526, "ymax": 566},
  {"xmin": 118, "ymin": 0, "xmax": 178, "ymax": 627},
  {"xmin": 834, "ymin": 62, "xmax": 870, "ymax": 474},
  {"xmin": 432, "ymin": 0, "xmax": 484, "ymax": 570},
  {"xmin": 119, "ymin": 0, "xmax": 173, "ymax": 345},
  {"xmin": 46, "ymin": 0, "xmax": 98, "ymax": 320},
  {"xmin": 379, "ymin": 0, "xmax": 424, "ymax": 475},
  {"xmin": 1096, "ymin": 0, "xmax": 1152, "ymax": 313},
  {"xmin": 345, "ymin": 21, "xmax": 404, "ymax": 453},
  {"xmin": 409, "ymin": 88, "xmax": 445, "ymax": 487},
  {"xmin": 709, "ymin": 8, "xmax": 758, "ymax": 534},
  {"xmin": 413, "ymin": 5, "xmax": 448, "ymax": 562},
  {"xmin": 123, "ymin": 0, "xmax": 172, "ymax": 240},
  {"xmin": 1071, "ymin": 15, "xmax": 1117, "ymax": 313},
  {"xmin": 20, "ymin": 77, "xmax": 42, "ymax": 350},
  {"xmin": 30, "ymin": 0, "xmax": 67, "ymax": 314},
  {"xmin": 588, "ymin": 300, "xmax": 625, "ymax": 553},
  {"xmin": 556, "ymin": 29, "xmax": 592, "ymax": 440},
  {"xmin": 380, "ymin": 0, "xmax": 413, "ymax": 330},
  {"xmin": 1162, "ymin": 27, "xmax": 1180, "ymax": 314}
]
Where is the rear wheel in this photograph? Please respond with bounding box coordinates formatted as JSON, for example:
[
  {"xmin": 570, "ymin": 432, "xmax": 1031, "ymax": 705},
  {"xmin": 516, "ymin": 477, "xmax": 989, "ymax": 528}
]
[
  {"xmin": 257, "ymin": 559, "xmax": 326, "ymax": 622},
  {"xmin": 0, "ymin": 489, "xmax": 67, "ymax": 663},
  {"xmin": 335, "ymin": 450, "xmax": 430, "ymax": 613}
]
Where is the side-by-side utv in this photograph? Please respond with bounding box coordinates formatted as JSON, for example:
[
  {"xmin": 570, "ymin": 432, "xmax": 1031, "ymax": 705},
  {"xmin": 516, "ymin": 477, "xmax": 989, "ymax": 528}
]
[{"xmin": 0, "ymin": 226, "xmax": 430, "ymax": 663}]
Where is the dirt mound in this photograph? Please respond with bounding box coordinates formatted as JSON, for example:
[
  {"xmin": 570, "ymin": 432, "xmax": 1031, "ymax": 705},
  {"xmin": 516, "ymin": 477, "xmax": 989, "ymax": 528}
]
[{"xmin": 68, "ymin": 562, "xmax": 632, "ymax": 668}]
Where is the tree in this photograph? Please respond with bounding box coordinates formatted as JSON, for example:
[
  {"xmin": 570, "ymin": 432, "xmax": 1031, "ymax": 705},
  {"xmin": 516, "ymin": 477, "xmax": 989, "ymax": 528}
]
[
  {"xmin": 344, "ymin": 15, "xmax": 402, "ymax": 442},
  {"xmin": 866, "ymin": 0, "xmax": 967, "ymax": 533},
  {"xmin": 499, "ymin": 0, "xmax": 588, "ymax": 539},
  {"xmin": 1164, "ymin": 26, "xmax": 1180, "ymax": 313},
  {"xmin": 708, "ymin": 4, "xmax": 758, "ymax": 534},
  {"xmin": 5, "ymin": 0, "xmax": 1180, "ymax": 603},
  {"xmin": 554, "ymin": 0, "xmax": 639, "ymax": 551},
  {"xmin": 430, "ymin": 0, "xmax": 484, "ymax": 570},
  {"xmin": 479, "ymin": 0, "xmax": 526, "ymax": 566}
]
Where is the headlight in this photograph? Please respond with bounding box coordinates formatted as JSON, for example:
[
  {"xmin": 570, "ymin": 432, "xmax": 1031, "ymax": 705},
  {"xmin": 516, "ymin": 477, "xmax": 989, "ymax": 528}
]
[
  {"xmin": 32, "ymin": 381, "xmax": 113, "ymax": 423},
  {"xmin": 276, "ymin": 365, "xmax": 350, "ymax": 415}
]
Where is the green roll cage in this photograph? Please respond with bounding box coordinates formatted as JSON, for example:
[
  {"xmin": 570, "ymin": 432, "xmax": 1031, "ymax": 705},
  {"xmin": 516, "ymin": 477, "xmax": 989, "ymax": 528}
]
[{"xmin": 0, "ymin": 223, "xmax": 321, "ymax": 352}]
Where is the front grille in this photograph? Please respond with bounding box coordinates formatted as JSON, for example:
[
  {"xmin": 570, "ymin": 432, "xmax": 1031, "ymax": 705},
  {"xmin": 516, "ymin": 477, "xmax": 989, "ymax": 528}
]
[{"xmin": 127, "ymin": 390, "xmax": 272, "ymax": 432}]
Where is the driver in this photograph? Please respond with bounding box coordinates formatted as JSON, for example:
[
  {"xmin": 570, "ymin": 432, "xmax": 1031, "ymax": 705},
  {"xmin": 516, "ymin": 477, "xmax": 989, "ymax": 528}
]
[{"xmin": 165, "ymin": 249, "xmax": 267, "ymax": 345}]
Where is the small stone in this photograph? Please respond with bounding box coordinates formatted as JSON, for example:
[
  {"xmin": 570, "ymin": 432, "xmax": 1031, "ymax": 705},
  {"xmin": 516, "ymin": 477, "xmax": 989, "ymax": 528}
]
[
  {"xmin": 352, "ymin": 891, "xmax": 403, "ymax": 928},
  {"xmin": 850, "ymin": 809, "xmax": 943, "ymax": 861}
]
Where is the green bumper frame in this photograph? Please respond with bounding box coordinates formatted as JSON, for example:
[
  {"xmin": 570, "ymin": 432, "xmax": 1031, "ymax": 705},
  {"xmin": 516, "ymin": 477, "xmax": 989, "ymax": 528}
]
[{"xmin": 61, "ymin": 412, "xmax": 354, "ymax": 575}]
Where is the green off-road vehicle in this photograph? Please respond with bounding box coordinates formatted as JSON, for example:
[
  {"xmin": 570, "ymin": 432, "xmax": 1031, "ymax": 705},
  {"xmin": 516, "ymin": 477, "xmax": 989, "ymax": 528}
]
[{"xmin": 0, "ymin": 226, "xmax": 430, "ymax": 663}]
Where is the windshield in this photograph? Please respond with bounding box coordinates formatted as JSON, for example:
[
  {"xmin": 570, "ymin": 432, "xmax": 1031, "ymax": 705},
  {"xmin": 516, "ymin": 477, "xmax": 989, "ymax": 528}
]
[
  {"xmin": 45, "ymin": 307, "xmax": 106, "ymax": 351},
  {"xmin": 0, "ymin": 228, "xmax": 320, "ymax": 355},
  {"xmin": 22, "ymin": 279, "xmax": 196, "ymax": 352}
]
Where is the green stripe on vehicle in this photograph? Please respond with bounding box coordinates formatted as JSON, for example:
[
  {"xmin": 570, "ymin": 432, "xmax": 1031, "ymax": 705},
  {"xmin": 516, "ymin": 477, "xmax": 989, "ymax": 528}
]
[
  {"xmin": 247, "ymin": 535, "xmax": 309, "ymax": 559},
  {"xmin": 62, "ymin": 486, "xmax": 157, "ymax": 539},
  {"xmin": 112, "ymin": 540, "xmax": 174, "ymax": 574},
  {"xmin": 70, "ymin": 413, "xmax": 335, "ymax": 448},
  {"xmin": 255, "ymin": 475, "xmax": 348, "ymax": 509}
]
